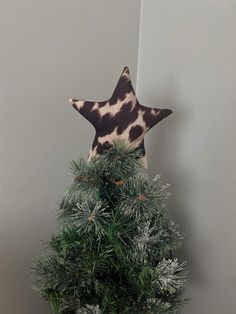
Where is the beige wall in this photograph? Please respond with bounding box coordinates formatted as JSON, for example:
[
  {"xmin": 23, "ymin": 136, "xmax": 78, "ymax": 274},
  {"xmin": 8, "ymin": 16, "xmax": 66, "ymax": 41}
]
[
  {"xmin": 137, "ymin": 1, "xmax": 236, "ymax": 313},
  {"xmin": 0, "ymin": 1, "xmax": 141, "ymax": 313}
]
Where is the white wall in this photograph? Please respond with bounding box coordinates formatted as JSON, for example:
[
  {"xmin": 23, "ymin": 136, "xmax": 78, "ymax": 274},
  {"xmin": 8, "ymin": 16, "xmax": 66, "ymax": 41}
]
[
  {"xmin": 137, "ymin": 1, "xmax": 236, "ymax": 313},
  {"xmin": 0, "ymin": 1, "xmax": 141, "ymax": 313},
  {"xmin": 2, "ymin": 1, "xmax": 235, "ymax": 313}
]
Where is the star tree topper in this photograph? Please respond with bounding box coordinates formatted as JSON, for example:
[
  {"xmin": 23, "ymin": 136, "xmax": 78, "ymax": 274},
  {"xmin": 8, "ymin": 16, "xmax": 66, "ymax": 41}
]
[{"xmin": 69, "ymin": 67, "xmax": 172, "ymax": 167}]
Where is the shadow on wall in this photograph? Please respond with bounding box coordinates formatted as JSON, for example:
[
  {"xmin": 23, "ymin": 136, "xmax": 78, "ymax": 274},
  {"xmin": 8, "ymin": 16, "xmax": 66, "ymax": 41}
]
[{"xmin": 146, "ymin": 81, "xmax": 206, "ymax": 287}]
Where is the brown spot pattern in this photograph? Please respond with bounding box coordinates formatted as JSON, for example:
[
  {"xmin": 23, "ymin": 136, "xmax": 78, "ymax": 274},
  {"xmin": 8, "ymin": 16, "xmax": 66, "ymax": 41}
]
[{"xmin": 69, "ymin": 67, "xmax": 172, "ymax": 167}]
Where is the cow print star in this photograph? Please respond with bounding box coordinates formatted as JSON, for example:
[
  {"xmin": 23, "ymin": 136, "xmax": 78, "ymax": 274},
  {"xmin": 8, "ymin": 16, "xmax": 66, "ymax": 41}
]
[{"xmin": 69, "ymin": 67, "xmax": 172, "ymax": 167}]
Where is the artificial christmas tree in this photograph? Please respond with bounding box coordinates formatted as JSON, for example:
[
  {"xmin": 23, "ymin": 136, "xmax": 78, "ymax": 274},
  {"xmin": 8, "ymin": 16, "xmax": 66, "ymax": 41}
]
[
  {"xmin": 32, "ymin": 142, "xmax": 186, "ymax": 314},
  {"xmin": 32, "ymin": 67, "xmax": 186, "ymax": 313}
]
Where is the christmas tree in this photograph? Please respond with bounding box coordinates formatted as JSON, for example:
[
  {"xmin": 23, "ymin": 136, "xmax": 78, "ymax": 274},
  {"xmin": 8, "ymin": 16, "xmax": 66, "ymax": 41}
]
[{"xmin": 32, "ymin": 141, "xmax": 186, "ymax": 314}]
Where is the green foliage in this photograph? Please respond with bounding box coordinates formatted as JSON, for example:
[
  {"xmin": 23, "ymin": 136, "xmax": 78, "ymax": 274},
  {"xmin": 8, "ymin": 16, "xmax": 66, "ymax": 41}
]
[{"xmin": 32, "ymin": 141, "xmax": 186, "ymax": 313}]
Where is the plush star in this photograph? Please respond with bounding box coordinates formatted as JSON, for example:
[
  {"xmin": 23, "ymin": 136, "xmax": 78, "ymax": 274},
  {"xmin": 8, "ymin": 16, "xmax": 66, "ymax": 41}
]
[{"xmin": 69, "ymin": 67, "xmax": 172, "ymax": 167}]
